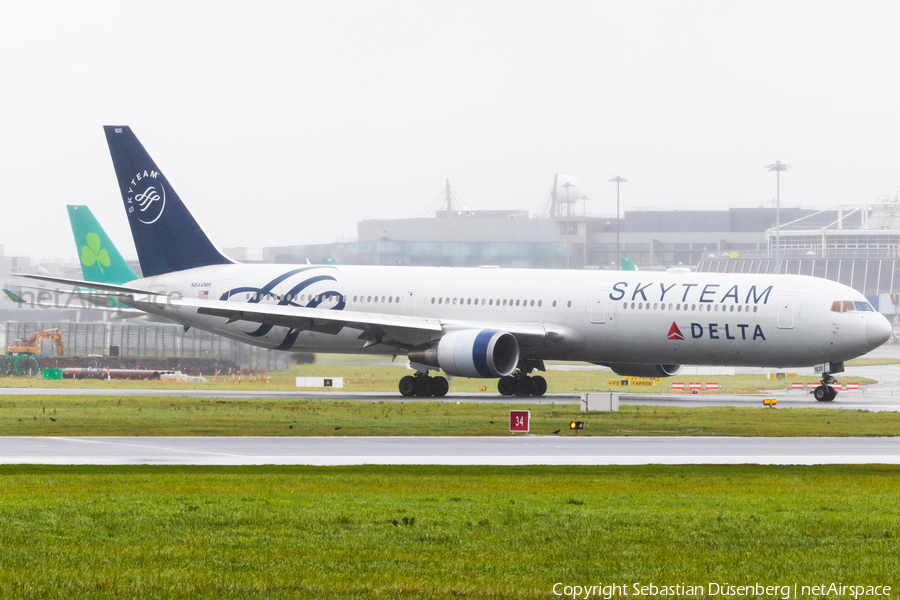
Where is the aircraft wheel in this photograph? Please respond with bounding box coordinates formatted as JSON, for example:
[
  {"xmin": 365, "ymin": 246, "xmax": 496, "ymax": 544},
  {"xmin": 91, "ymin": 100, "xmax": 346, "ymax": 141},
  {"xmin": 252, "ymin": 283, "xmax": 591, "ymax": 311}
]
[
  {"xmin": 514, "ymin": 376, "xmax": 533, "ymax": 397},
  {"xmin": 814, "ymin": 385, "xmax": 833, "ymax": 402},
  {"xmin": 531, "ymin": 375, "xmax": 547, "ymax": 397},
  {"xmin": 399, "ymin": 375, "xmax": 417, "ymax": 397},
  {"xmin": 826, "ymin": 385, "xmax": 837, "ymax": 401},
  {"xmin": 431, "ymin": 376, "xmax": 449, "ymax": 397},
  {"xmin": 498, "ymin": 376, "xmax": 515, "ymax": 396},
  {"xmin": 415, "ymin": 376, "xmax": 432, "ymax": 396}
]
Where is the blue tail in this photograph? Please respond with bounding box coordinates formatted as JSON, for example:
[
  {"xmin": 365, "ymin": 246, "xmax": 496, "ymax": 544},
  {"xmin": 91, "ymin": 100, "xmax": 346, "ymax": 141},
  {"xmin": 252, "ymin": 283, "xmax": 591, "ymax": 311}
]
[{"xmin": 103, "ymin": 126, "xmax": 233, "ymax": 277}]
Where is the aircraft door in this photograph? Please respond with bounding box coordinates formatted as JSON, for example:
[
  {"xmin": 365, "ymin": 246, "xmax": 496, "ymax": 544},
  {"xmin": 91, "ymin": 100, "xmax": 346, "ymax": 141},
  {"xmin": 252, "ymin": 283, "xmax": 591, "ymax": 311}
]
[{"xmin": 777, "ymin": 295, "xmax": 795, "ymax": 329}]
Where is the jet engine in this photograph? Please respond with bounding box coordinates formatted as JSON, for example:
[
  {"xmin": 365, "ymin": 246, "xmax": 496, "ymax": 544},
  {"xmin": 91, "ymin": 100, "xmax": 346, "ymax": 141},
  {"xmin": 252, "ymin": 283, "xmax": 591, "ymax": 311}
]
[
  {"xmin": 603, "ymin": 363, "xmax": 683, "ymax": 378},
  {"xmin": 408, "ymin": 329, "xmax": 519, "ymax": 378}
]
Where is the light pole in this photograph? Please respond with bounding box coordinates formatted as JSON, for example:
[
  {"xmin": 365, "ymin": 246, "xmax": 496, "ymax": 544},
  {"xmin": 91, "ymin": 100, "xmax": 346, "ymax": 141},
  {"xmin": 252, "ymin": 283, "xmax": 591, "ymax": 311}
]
[
  {"xmin": 609, "ymin": 175, "xmax": 628, "ymax": 270},
  {"xmin": 764, "ymin": 160, "xmax": 791, "ymax": 267},
  {"xmin": 562, "ymin": 181, "xmax": 575, "ymax": 268}
]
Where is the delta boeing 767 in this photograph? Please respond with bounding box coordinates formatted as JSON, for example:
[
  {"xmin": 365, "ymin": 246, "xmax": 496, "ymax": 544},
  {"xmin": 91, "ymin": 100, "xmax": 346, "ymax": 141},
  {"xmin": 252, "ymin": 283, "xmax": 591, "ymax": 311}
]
[{"xmin": 19, "ymin": 126, "xmax": 893, "ymax": 401}]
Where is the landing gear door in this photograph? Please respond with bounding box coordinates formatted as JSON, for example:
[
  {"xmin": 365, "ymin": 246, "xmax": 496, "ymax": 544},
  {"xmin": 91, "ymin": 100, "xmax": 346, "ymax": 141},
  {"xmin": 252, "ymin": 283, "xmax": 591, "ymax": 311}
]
[
  {"xmin": 590, "ymin": 290, "xmax": 607, "ymax": 324},
  {"xmin": 777, "ymin": 295, "xmax": 795, "ymax": 329}
]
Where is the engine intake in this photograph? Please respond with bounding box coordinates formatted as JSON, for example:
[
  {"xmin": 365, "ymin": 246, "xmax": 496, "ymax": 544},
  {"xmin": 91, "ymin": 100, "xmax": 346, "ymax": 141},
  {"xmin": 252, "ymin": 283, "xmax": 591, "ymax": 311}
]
[
  {"xmin": 603, "ymin": 363, "xmax": 683, "ymax": 378},
  {"xmin": 408, "ymin": 329, "xmax": 519, "ymax": 378}
]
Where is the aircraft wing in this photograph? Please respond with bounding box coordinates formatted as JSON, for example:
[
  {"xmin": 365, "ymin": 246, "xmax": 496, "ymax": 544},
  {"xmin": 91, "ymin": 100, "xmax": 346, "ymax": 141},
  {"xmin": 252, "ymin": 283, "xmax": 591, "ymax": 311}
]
[
  {"xmin": 140, "ymin": 296, "xmax": 563, "ymax": 349},
  {"xmin": 12, "ymin": 276, "xmax": 566, "ymax": 347}
]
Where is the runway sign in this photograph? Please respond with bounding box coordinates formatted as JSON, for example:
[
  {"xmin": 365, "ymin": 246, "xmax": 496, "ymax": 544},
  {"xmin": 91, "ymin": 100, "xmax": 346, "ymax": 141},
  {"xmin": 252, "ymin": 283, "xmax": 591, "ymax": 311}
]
[
  {"xmin": 296, "ymin": 377, "xmax": 344, "ymax": 389},
  {"xmin": 510, "ymin": 410, "xmax": 530, "ymax": 432}
]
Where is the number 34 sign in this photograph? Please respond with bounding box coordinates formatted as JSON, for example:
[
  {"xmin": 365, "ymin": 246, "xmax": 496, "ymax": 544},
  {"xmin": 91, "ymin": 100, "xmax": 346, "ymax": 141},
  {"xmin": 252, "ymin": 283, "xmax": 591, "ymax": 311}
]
[{"xmin": 509, "ymin": 410, "xmax": 530, "ymax": 433}]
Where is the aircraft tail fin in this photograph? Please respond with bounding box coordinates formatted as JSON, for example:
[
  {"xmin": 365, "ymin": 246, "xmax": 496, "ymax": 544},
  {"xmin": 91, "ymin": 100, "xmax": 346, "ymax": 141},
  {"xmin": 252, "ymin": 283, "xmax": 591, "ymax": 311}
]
[
  {"xmin": 68, "ymin": 205, "xmax": 139, "ymax": 284},
  {"xmin": 620, "ymin": 257, "xmax": 639, "ymax": 271},
  {"xmin": 103, "ymin": 126, "xmax": 233, "ymax": 277}
]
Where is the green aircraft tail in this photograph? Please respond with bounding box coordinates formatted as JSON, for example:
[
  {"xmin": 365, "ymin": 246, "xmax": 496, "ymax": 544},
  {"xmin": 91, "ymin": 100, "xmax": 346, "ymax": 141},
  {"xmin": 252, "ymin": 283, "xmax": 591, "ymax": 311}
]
[
  {"xmin": 68, "ymin": 205, "xmax": 138, "ymax": 284},
  {"xmin": 620, "ymin": 257, "xmax": 638, "ymax": 271}
]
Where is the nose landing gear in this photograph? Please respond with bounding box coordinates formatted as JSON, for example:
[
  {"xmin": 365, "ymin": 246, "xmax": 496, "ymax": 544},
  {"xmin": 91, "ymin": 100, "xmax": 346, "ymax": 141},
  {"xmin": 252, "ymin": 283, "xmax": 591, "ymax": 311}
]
[
  {"xmin": 399, "ymin": 372, "xmax": 449, "ymax": 397},
  {"xmin": 813, "ymin": 374, "xmax": 838, "ymax": 402},
  {"xmin": 811, "ymin": 362, "xmax": 844, "ymax": 402}
]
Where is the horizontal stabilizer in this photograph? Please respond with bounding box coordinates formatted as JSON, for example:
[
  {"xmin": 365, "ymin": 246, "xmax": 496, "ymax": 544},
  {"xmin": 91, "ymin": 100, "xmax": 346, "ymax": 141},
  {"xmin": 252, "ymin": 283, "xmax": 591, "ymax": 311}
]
[{"xmin": 15, "ymin": 274, "xmax": 159, "ymax": 296}]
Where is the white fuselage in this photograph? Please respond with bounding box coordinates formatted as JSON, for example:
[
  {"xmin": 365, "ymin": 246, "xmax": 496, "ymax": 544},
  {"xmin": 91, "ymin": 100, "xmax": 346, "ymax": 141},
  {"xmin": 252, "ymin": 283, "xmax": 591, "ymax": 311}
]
[{"xmin": 130, "ymin": 263, "xmax": 891, "ymax": 371}]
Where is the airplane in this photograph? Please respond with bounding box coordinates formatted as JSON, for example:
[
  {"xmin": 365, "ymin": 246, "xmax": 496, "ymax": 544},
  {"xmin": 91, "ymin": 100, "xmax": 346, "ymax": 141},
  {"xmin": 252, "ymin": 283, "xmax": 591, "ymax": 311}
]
[
  {"xmin": 4, "ymin": 205, "xmax": 163, "ymax": 320},
  {"xmin": 16, "ymin": 126, "xmax": 893, "ymax": 402}
]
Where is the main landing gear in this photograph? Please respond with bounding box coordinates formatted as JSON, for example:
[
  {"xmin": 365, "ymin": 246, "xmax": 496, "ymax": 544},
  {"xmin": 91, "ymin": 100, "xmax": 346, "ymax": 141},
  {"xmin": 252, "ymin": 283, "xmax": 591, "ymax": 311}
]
[
  {"xmin": 498, "ymin": 372, "xmax": 547, "ymax": 397},
  {"xmin": 399, "ymin": 372, "xmax": 449, "ymax": 397}
]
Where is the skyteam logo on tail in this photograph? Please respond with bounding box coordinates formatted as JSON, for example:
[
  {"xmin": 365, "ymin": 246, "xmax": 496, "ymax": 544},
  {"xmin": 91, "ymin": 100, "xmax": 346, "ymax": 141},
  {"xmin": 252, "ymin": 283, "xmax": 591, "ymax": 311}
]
[{"xmin": 127, "ymin": 169, "xmax": 166, "ymax": 224}]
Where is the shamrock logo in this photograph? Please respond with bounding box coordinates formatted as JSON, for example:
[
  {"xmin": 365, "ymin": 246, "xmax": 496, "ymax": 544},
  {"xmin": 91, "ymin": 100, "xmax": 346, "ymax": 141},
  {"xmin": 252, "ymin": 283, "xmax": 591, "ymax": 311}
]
[{"xmin": 81, "ymin": 233, "xmax": 111, "ymax": 274}]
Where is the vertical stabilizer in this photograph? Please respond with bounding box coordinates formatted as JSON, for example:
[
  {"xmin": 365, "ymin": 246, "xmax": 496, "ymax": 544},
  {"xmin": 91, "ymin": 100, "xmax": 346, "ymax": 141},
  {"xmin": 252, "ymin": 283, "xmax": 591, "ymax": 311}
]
[
  {"xmin": 68, "ymin": 205, "xmax": 138, "ymax": 284},
  {"xmin": 103, "ymin": 126, "xmax": 233, "ymax": 277}
]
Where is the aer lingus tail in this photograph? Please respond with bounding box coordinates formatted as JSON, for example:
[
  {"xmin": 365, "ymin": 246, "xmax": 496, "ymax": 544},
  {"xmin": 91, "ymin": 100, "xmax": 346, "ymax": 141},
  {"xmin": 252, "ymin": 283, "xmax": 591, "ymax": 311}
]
[{"xmin": 68, "ymin": 205, "xmax": 138, "ymax": 284}]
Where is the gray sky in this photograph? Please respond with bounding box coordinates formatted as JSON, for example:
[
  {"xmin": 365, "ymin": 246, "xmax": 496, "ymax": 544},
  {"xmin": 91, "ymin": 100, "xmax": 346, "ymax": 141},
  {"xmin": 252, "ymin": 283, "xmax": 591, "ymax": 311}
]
[{"xmin": 2, "ymin": 1, "xmax": 899, "ymax": 261}]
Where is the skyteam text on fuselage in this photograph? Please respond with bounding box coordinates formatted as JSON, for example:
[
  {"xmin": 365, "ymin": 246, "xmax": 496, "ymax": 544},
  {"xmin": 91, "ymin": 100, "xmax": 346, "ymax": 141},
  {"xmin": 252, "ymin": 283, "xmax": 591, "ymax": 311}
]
[{"xmin": 17, "ymin": 126, "xmax": 894, "ymax": 401}]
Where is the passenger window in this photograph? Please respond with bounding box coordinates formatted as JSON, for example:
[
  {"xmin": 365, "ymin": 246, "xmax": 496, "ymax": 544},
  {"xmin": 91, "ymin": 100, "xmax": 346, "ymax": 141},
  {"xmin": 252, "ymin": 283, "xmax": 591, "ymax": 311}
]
[
  {"xmin": 567, "ymin": 301, "xmax": 572, "ymax": 308},
  {"xmin": 538, "ymin": 300, "xmax": 542, "ymax": 307},
  {"xmin": 553, "ymin": 300, "xmax": 557, "ymax": 307},
  {"xmin": 489, "ymin": 299, "xmax": 493, "ymax": 306}
]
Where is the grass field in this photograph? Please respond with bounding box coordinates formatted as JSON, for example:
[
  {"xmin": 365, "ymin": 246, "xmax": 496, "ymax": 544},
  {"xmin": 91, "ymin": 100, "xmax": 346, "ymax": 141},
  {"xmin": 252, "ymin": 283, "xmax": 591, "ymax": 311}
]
[
  {"xmin": 0, "ymin": 465, "xmax": 897, "ymax": 599},
  {"xmin": 3, "ymin": 395, "xmax": 899, "ymax": 437},
  {"xmin": 0, "ymin": 362, "xmax": 878, "ymax": 394}
]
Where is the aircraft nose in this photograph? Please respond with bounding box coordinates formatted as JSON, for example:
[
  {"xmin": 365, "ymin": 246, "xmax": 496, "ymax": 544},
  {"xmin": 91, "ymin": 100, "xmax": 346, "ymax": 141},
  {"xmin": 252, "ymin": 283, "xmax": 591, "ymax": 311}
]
[{"xmin": 867, "ymin": 312, "xmax": 893, "ymax": 349}]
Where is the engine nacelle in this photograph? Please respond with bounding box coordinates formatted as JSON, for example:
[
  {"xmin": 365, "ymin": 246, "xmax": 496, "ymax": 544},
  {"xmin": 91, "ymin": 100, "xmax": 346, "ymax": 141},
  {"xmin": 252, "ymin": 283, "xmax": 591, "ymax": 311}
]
[
  {"xmin": 604, "ymin": 363, "xmax": 683, "ymax": 378},
  {"xmin": 408, "ymin": 329, "xmax": 519, "ymax": 378}
]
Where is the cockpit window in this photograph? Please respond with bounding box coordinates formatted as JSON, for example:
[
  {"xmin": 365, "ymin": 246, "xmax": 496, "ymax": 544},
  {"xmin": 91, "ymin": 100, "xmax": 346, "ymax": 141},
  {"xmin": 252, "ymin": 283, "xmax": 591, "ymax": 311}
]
[{"xmin": 831, "ymin": 300, "xmax": 874, "ymax": 313}]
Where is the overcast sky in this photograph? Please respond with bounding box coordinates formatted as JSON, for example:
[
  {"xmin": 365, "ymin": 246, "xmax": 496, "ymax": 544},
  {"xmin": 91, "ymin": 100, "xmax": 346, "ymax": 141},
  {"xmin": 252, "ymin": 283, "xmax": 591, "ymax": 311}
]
[{"xmin": 2, "ymin": 1, "xmax": 899, "ymax": 261}]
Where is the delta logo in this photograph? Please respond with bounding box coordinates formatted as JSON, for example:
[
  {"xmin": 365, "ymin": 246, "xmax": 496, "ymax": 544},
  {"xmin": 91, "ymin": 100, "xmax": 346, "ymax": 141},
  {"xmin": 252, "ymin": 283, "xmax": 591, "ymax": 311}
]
[
  {"xmin": 667, "ymin": 322, "xmax": 684, "ymax": 340},
  {"xmin": 666, "ymin": 321, "xmax": 767, "ymax": 341}
]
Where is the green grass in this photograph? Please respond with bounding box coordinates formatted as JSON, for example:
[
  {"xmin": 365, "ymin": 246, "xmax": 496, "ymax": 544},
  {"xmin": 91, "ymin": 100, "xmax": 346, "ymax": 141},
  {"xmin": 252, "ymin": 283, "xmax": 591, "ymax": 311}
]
[
  {"xmin": 0, "ymin": 465, "xmax": 897, "ymax": 599},
  {"xmin": 845, "ymin": 357, "xmax": 900, "ymax": 366},
  {"xmin": 3, "ymin": 395, "xmax": 900, "ymax": 436},
  {"xmin": 0, "ymin": 363, "xmax": 876, "ymax": 394}
]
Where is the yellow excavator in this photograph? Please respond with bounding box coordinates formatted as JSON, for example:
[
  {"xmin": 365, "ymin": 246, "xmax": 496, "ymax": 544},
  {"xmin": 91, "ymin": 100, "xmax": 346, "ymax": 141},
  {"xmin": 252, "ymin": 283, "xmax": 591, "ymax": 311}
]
[{"xmin": 2, "ymin": 328, "xmax": 64, "ymax": 376}]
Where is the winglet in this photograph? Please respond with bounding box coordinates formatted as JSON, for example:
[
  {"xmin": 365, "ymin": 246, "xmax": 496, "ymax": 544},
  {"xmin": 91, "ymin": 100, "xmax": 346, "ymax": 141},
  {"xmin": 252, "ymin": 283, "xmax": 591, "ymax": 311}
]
[{"xmin": 3, "ymin": 289, "xmax": 26, "ymax": 303}]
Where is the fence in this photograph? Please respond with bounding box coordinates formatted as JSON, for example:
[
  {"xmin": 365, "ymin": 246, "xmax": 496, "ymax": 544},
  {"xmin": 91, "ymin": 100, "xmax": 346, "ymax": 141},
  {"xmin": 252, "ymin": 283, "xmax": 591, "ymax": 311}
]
[{"xmin": 4, "ymin": 321, "xmax": 293, "ymax": 371}]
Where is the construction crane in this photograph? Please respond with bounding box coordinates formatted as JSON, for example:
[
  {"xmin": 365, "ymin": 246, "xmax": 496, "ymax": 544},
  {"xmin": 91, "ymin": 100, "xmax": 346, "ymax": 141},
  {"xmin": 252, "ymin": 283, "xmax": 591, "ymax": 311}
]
[{"xmin": 2, "ymin": 328, "xmax": 64, "ymax": 376}]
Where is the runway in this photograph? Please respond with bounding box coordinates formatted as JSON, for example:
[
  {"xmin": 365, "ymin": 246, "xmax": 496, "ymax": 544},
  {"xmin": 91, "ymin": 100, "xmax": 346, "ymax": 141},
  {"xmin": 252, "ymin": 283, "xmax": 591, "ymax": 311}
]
[{"xmin": 3, "ymin": 436, "xmax": 899, "ymax": 466}]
